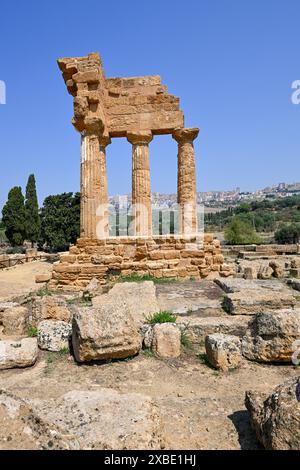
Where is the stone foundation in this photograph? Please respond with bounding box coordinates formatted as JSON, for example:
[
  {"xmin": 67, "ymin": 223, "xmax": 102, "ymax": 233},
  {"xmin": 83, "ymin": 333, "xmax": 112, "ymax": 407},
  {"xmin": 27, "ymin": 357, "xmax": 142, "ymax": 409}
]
[{"xmin": 49, "ymin": 234, "xmax": 224, "ymax": 290}]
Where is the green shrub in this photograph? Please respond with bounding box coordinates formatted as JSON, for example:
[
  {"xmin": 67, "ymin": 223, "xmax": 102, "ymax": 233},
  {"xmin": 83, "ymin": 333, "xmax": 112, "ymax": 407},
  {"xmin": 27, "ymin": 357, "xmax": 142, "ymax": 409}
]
[
  {"xmin": 224, "ymin": 216, "xmax": 262, "ymax": 245},
  {"xmin": 27, "ymin": 326, "xmax": 38, "ymax": 337},
  {"xmin": 66, "ymin": 296, "xmax": 91, "ymax": 306},
  {"xmin": 181, "ymin": 331, "xmax": 192, "ymax": 350},
  {"xmin": 36, "ymin": 286, "xmax": 53, "ymax": 297},
  {"xmin": 275, "ymin": 223, "xmax": 300, "ymax": 244},
  {"xmin": 145, "ymin": 310, "xmax": 177, "ymax": 324}
]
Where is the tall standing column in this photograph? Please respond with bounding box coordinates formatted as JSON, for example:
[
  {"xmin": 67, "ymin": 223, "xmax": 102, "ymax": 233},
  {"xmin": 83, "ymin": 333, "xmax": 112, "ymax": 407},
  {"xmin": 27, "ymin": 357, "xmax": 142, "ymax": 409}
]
[
  {"xmin": 172, "ymin": 128, "xmax": 199, "ymax": 236},
  {"xmin": 80, "ymin": 132, "xmax": 111, "ymax": 239},
  {"xmin": 127, "ymin": 131, "xmax": 153, "ymax": 237}
]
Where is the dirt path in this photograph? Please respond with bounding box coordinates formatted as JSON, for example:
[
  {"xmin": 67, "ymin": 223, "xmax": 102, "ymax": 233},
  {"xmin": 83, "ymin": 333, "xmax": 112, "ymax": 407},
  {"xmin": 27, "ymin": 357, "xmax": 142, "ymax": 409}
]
[
  {"xmin": 0, "ymin": 261, "xmax": 52, "ymax": 301},
  {"xmin": 0, "ymin": 349, "xmax": 298, "ymax": 450}
]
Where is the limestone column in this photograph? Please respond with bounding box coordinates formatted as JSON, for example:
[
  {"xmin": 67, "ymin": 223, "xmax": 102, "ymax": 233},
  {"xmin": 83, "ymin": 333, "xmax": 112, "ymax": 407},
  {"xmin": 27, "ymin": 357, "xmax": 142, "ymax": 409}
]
[
  {"xmin": 172, "ymin": 128, "xmax": 199, "ymax": 236},
  {"xmin": 80, "ymin": 132, "xmax": 111, "ymax": 239},
  {"xmin": 127, "ymin": 131, "xmax": 153, "ymax": 237}
]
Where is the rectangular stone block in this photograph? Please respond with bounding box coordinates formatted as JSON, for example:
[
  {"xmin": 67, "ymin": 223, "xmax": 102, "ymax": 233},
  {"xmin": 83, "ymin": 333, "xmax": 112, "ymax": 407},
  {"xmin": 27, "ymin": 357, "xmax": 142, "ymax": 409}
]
[
  {"xmin": 163, "ymin": 250, "xmax": 180, "ymax": 260},
  {"xmin": 181, "ymin": 250, "xmax": 205, "ymax": 258},
  {"xmin": 149, "ymin": 251, "xmax": 164, "ymax": 260},
  {"xmin": 59, "ymin": 255, "xmax": 77, "ymax": 264}
]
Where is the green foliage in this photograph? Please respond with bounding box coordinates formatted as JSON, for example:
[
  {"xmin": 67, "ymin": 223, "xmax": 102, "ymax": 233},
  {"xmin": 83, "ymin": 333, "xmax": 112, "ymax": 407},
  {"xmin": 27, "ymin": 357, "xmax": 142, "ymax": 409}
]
[
  {"xmin": 116, "ymin": 274, "xmax": 177, "ymax": 284},
  {"xmin": 27, "ymin": 326, "xmax": 38, "ymax": 337},
  {"xmin": 5, "ymin": 246, "xmax": 26, "ymax": 254},
  {"xmin": 224, "ymin": 216, "xmax": 262, "ymax": 245},
  {"xmin": 275, "ymin": 223, "xmax": 300, "ymax": 244},
  {"xmin": 145, "ymin": 310, "xmax": 177, "ymax": 324},
  {"xmin": 181, "ymin": 331, "xmax": 192, "ymax": 349},
  {"xmin": 66, "ymin": 295, "xmax": 92, "ymax": 306},
  {"xmin": 36, "ymin": 285, "xmax": 53, "ymax": 297},
  {"xmin": 2, "ymin": 186, "xmax": 26, "ymax": 246},
  {"xmin": 25, "ymin": 174, "xmax": 41, "ymax": 245},
  {"xmin": 40, "ymin": 192, "xmax": 80, "ymax": 252},
  {"xmin": 205, "ymin": 195, "xmax": 300, "ymax": 234},
  {"xmin": 142, "ymin": 348, "xmax": 155, "ymax": 358},
  {"xmin": 59, "ymin": 347, "xmax": 70, "ymax": 355}
]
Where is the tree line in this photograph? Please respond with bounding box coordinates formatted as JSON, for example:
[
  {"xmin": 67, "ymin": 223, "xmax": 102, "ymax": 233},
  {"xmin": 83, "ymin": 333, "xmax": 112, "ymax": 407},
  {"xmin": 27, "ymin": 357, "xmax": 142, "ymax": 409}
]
[
  {"xmin": 205, "ymin": 197, "xmax": 300, "ymax": 245},
  {"xmin": 1, "ymin": 175, "xmax": 80, "ymax": 251},
  {"xmin": 2, "ymin": 177, "xmax": 300, "ymax": 250}
]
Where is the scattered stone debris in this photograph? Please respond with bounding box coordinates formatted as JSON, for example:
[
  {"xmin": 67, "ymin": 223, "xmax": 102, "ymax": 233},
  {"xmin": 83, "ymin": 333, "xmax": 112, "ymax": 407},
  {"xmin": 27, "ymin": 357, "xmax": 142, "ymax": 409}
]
[
  {"xmin": 0, "ymin": 338, "xmax": 38, "ymax": 370},
  {"xmin": 242, "ymin": 309, "xmax": 300, "ymax": 362},
  {"xmin": 205, "ymin": 333, "xmax": 242, "ymax": 371},
  {"xmin": 245, "ymin": 376, "xmax": 300, "ymax": 450}
]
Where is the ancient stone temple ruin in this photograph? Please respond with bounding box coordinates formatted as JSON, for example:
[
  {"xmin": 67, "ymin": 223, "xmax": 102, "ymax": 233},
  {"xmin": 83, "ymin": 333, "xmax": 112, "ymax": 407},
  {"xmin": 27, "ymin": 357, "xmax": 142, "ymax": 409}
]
[{"xmin": 50, "ymin": 52, "xmax": 223, "ymax": 289}]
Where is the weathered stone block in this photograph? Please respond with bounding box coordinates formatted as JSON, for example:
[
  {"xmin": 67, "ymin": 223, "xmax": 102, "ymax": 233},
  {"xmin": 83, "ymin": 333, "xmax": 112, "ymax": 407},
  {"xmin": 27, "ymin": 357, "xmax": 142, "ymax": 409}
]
[
  {"xmin": 152, "ymin": 323, "xmax": 181, "ymax": 358},
  {"xmin": 205, "ymin": 333, "xmax": 242, "ymax": 371},
  {"xmin": 37, "ymin": 320, "xmax": 72, "ymax": 352},
  {"xmin": 0, "ymin": 338, "xmax": 38, "ymax": 370}
]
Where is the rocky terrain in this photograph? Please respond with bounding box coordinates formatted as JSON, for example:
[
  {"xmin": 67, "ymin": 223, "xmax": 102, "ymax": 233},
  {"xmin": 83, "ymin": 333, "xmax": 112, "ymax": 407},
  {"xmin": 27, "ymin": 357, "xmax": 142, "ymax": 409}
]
[{"xmin": 0, "ymin": 260, "xmax": 299, "ymax": 450}]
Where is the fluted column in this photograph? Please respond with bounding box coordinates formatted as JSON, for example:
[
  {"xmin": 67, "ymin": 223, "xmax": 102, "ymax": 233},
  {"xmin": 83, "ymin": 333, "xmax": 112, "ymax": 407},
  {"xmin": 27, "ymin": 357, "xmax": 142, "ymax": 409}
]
[
  {"xmin": 80, "ymin": 132, "xmax": 111, "ymax": 239},
  {"xmin": 172, "ymin": 127, "xmax": 199, "ymax": 236},
  {"xmin": 127, "ymin": 131, "xmax": 153, "ymax": 237}
]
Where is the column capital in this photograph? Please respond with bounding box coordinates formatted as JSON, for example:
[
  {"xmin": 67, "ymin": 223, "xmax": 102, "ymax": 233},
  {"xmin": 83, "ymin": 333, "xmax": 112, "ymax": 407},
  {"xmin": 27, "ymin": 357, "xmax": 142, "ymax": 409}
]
[
  {"xmin": 98, "ymin": 134, "xmax": 111, "ymax": 147},
  {"xmin": 127, "ymin": 130, "xmax": 153, "ymax": 145},
  {"xmin": 172, "ymin": 127, "xmax": 199, "ymax": 144}
]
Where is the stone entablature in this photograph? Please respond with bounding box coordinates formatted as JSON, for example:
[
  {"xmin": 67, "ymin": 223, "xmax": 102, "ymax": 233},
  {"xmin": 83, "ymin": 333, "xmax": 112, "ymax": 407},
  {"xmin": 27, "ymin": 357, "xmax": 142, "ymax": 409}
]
[
  {"xmin": 49, "ymin": 235, "xmax": 224, "ymax": 291},
  {"xmin": 57, "ymin": 54, "xmax": 184, "ymax": 136}
]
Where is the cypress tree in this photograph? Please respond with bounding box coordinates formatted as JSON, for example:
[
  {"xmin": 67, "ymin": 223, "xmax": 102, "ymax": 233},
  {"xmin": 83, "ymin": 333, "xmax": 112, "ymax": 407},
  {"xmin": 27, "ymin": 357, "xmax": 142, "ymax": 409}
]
[
  {"xmin": 2, "ymin": 186, "xmax": 26, "ymax": 246},
  {"xmin": 24, "ymin": 174, "xmax": 40, "ymax": 246}
]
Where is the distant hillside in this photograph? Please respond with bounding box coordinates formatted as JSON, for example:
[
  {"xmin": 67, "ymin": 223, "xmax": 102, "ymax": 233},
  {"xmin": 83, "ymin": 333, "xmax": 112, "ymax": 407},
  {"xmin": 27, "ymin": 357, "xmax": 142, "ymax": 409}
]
[{"xmin": 204, "ymin": 195, "xmax": 300, "ymax": 233}]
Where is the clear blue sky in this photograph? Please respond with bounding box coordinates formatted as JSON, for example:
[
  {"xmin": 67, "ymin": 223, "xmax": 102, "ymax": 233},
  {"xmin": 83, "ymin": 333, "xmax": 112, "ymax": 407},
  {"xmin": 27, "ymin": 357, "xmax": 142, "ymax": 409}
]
[{"xmin": 1, "ymin": 0, "xmax": 300, "ymax": 210}]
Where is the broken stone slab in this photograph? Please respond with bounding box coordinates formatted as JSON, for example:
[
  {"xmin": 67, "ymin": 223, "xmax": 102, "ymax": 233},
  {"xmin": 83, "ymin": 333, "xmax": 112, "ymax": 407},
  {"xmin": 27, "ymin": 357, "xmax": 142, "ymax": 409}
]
[
  {"xmin": 0, "ymin": 389, "xmax": 79, "ymax": 450},
  {"xmin": 242, "ymin": 309, "xmax": 300, "ymax": 362},
  {"xmin": 28, "ymin": 389, "xmax": 165, "ymax": 450},
  {"xmin": 269, "ymin": 260, "xmax": 285, "ymax": 278},
  {"xmin": 1, "ymin": 306, "xmax": 29, "ymax": 335},
  {"xmin": 215, "ymin": 278, "xmax": 293, "ymax": 294},
  {"xmin": 35, "ymin": 273, "xmax": 52, "ymax": 283},
  {"xmin": 72, "ymin": 298, "xmax": 142, "ymax": 362},
  {"xmin": 257, "ymin": 265, "xmax": 273, "ymax": 279},
  {"xmin": 245, "ymin": 376, "xmax": 300, "ymax": 450},
  {"xmin": 0, "ymin": 302, "xmax": 20, "ymax": 312},
  {"xmin": 176, "ymin": 316, "xmax": 250, "ymax": 344},
  {"xmin": 287, "ymin": 278, "xmax": 300, "ymax": 292},
  {"xmin": 152, "ymin": 323, "xmax": 181, "ymax": 358},
  {"xmin": 30, "ymin": 295, "xmax": 72, "ymax": 326},
  {"xmin": 83, "ymin": 277, "xmax": 102, "ymax": 298},
  {"xmin": 92, "ymin": 281, "xmax": 159, "ymax": 327},
  {"xmin": 222, "ymin": 290, "xmax": 295, "ymax": 315},
  {"xmin": 205, "ymin": 333, "xmax": 242, "ymax": 371},
  {"xmin": 0, "ymin": 338, "xmax": 38, "ymax": 370},
  {"xmin": 37, "ymin": 320, "xmax": 72, "ymax": 352},
  {"xmin": 291, "ymin": 257, "xmax": 300, "ymax": 269}
]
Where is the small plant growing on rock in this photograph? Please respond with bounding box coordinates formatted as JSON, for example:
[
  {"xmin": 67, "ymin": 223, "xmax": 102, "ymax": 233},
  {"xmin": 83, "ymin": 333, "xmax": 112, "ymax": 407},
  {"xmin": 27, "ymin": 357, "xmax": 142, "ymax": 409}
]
[
  {"xmin": 36, "ymin": 285, "xmax": 53, "ymax": 297},
  {"xmin": 181, "ymin": 331, "xmax": 192, "ymax": 350},
  {"xmin": 66, "ymin": 296, "xmax": 92, "ymax": 306},
  {"xmin": 221, "ymin": 297, "xmax": 231, "ymax": 314},
  {"xmin": 145, "ymin": 310, "xmax": 177, "ymax": 324},
  {"xmin": 27, "ymin": 326, "xmax": 37, "ymax": 337},
  {"xmin": 59, "ymin": 347, "xmax": 70, "ymax": 355},
  {"xmin": 142, "ymin": 348, "xmax": 155, "ymax": 358}
]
